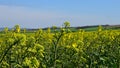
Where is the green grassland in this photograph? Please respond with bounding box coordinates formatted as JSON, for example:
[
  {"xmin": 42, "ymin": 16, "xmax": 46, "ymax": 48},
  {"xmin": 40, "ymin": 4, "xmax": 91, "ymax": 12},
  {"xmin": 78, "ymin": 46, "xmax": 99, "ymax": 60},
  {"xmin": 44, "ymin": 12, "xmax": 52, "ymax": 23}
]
[{"xmin": 0, "ymin": 24, "xmax": 120, "ymax": 34}]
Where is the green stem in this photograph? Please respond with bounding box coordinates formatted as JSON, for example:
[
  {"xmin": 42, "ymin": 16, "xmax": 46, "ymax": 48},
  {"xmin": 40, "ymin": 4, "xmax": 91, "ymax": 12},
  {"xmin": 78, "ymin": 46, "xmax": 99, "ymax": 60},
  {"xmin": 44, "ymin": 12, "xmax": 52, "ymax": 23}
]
[{"xmin": 0, "ymin": 40, "xmax": 19, "ymax": 64}]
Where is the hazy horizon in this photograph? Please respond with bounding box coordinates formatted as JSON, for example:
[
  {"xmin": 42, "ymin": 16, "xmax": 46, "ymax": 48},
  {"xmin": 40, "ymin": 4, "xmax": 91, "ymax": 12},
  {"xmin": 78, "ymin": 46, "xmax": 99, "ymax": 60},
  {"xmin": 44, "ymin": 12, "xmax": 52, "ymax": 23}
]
[{"xmin": 0, "ymin": 0, "xmax": 120, "ymax": 28}]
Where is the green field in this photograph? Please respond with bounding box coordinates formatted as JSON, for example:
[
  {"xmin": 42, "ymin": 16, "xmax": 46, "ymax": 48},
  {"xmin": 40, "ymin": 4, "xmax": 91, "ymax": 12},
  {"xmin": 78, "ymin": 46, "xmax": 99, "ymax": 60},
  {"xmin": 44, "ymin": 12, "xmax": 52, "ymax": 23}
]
[{"xmin": 0, "ymin": 25, "xmax": 120, "ymax": 68}]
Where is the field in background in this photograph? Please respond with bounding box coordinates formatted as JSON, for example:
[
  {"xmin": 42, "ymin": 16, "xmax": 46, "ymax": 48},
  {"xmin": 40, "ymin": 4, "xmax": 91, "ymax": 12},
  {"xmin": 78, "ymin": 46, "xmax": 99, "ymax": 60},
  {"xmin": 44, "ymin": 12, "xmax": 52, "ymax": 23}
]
[{"xmin": 0, "ymin": 24, "xmax": 120, "ymax": 34}]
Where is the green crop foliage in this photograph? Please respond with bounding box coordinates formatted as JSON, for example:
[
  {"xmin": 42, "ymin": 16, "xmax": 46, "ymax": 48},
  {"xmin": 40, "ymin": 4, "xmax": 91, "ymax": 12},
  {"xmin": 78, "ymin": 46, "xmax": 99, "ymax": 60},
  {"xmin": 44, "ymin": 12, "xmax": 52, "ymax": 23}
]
[{"xmin": 0, "ymin": 24, "xmax": 120, "ymax": 68}]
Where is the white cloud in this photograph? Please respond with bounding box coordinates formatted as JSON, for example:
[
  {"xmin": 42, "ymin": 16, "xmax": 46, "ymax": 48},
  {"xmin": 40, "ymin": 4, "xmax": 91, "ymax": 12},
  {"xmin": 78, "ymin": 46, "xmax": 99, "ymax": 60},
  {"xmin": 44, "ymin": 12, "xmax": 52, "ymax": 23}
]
[
  {"xmin": 0, "ymin": 5, "xmax": 119, "ymax": 28},
  {"xmin": 0, "ymin": 5, "xmax": 68, "ymax": 28},
  {"xmin": 0, "ymin": 5, "xmax": 63, "ymax": 20}
]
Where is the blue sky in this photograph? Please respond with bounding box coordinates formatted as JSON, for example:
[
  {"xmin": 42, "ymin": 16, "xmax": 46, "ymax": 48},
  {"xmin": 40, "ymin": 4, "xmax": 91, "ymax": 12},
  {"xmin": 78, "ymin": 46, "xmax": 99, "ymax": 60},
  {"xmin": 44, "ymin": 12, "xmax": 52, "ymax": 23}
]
[{"xmin": 0, "ymin": 0, "xmax": 120, "ymax": 28}]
